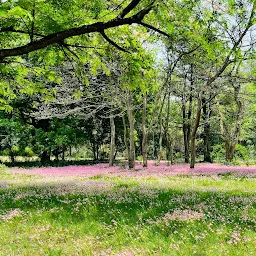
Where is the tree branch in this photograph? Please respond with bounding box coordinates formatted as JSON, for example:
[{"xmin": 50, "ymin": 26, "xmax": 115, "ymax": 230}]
[
  {"xmin": 139, "ymin": 21, "xmax": 171, "ymax": 38},
  {"xmin": 62, "ymin": 43, "xmax": 105, "ymax": 50},
  {"xmin": 0, "ymin": 6, "xmax": 152, "ymax": 60},
  {"xmin": 63, "ymin": 45, "xmax": 80, "ymax": 59},
  {"xmin": 0, "ymin": 26, "xmax": 44, "ymax": 37},
  {"xmin": 30, "ymin": 2, "xmax": 36, "ymax": 42},
  {"xmin": 206, "ymin": 2, "xmax": 255, "ymax": 86},
  {"xmin": 118, "ymin": 0, "xmax": 142, "ymax": 18},
  {"xmin": 101, "ymin": 31, "xmax": 130, "ymax": 53}
]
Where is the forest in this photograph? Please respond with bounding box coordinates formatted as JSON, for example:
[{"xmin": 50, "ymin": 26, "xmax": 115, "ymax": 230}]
[
  {"xmin": 0, "ymin": 1, "xmax": 256, "ymax": 255},
  {"xmin": 0, "ymin": 0, "xmax": 255, "ymax": 169}
]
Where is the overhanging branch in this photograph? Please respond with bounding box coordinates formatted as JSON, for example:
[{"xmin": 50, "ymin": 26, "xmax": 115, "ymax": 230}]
[
  {"xmin": 118, "ymin": 0, "xmax": 142, "ymax": 18},
  {"xmin": 0, "ymin": 0, "xmax": 153, "ymax": 60},
  {"xmin": 101, "ymin": 31, "xmax": 130, "ymax": 53},
  {"xmin": 0, "ymin": 26, "xmax": 44, "ymax": 37},
  {"xmin": 139, "ymin": 21, "xmax": 171, "ymax": 38}
]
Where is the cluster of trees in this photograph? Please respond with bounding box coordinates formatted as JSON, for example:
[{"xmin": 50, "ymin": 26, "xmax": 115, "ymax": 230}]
[{"xmin": 0, "ymin": 0, "xmax": 255, "ymax": 168}]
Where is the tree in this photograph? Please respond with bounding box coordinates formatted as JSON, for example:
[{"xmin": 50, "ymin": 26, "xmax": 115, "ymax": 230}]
[
  {"xmin": 0, "ymin": 116, "xmax": 31, "ymax": 162},
  {"xmin": 190, "ymin": 0, "xmax": 255, "ymax": 167},
  {"xmin": 0, "ymin": 0, "xmax": 169, "ymax": 62},
  {"xmin": 109, "ymin": 114, "xmax": 116, "ymax": 166},
  {"xmin": 217, "ymin": 66, "xmax": 249, "ymax": 161}
]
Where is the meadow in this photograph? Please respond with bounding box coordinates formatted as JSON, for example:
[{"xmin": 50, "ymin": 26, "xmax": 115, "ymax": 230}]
[{"xmin": 0, "ymin": 163, "xmax": 255, "ymax": 256}]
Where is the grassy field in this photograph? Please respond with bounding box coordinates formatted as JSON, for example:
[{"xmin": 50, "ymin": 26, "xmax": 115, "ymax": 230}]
[{"xmin": 0, "ymin": 165, "xmax": 255, "ymax": 256}]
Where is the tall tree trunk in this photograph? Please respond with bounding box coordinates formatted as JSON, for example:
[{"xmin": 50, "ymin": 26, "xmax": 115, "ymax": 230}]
[
  {"xmin": 202, "ymin": 98, "xmax": 212, "ymax": 162},
  {"xmin": 10, "ymin": 150, "xmax": 15, "ymax": 163},
  {"xmin": 186, "ymin": 89, "xmax": 193, "ymax": 160},
  {"xmin": 96, "ymin": 143, "xmax": 99, "ymax": 161},
  {"xmin": 166, "ymin": 136, "xmax": 171, "ymax": 165},
  {"xmin": 182, "ymin": 71, "xmax": 193, "ymax": 164},
  {"xmin": 33, "ymin": 119, "xmax": 51, "ymax": 163},
  {"xmin": 156, "ymin": 92, "xmax": 168, "ymax": 166},
  {"xmin": 182, "ymin": 101, "xmax": 190, "ymax": 163},
  {"xmin": 92, "ymin": 140, "xmax": 97, "ymax": 161},
  {"xmin": 152, "ymin": 132, "xmax": 155, "ymax": 159},
  {"xmin": 122, "ymin": 115, "xmax": 129, "ymax": 161},
  {"xmin": 166, "ymin": 137, "xmax": 174, "ymax": 166},
  {"xmin": 203, "ymin": 124, "xmax": 212, "ymax": 162},
  {"xmin": 62, "ymin": 145, "xmax": 65, "ymax": 161},
  {"xmin": 55, "ymin": 151, "xmax": 59, "ymax": 161},
  {"xmin": 114, "ymin": 148, "xmax": 118, "ymax": 160},
  {"xmin": 190, "ymin": 98, "xmax": 202, "ymax": 168},
  {"xmin": 40, "ymin": 151, "xmax": 50, "ymax": 162},
  {"xmin": 109, "ymin": 115, "xmax": 115, "ymax": 166},
  {"xmin": 156, "ymin": 116, "xmax": 163, "ymax": 166},
  {"xmin": 225, "ymin": 140, "xmax": 236, "ymax": 161},
  {"xmin": 127, "ymin": 89, "xmax": 135, "ymax": 169},
  {"xmin": 170, "ymin": 140, "xmax": 174, "ymax": 165},
  {"xmin": 165, "ymin": 91, "xmax": 171, "ymax": 165},
  {"xmin": 142, "ymin": 94, "xmax": 148, "ymax": 167}
]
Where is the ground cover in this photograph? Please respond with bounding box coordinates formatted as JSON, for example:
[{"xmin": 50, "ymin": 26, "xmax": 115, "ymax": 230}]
[{"xmin": 0, "ymin": 163, "xmax": 255, "ymax": 255}]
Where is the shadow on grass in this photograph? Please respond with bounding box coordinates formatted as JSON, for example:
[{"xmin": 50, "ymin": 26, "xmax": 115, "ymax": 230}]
[{"xmin": 0, "ymin": 180, "xmax": 255, "ymax": 235}]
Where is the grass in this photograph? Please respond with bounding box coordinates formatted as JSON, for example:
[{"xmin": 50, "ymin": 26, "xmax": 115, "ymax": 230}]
[{"xmin": 0, "ymin": 166, "xmax": 255, "ymax": 255}]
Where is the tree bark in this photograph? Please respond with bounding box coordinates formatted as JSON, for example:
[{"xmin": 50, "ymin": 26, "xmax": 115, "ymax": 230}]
[
  {"xmin": 182, "ymin": 103, "xmax": 190, "ymax": 163},
  {"xmin": 142, "ymin": 94, "xmax": 148, "ymax": 167},
  {"xmin": 10, "ymin": 150, "xmax": 15, "ymax": 163},
  {"xmin": 182, "ymin": 69, "xmax": 193, "ymax": 163},
  {"xmin": 127, "ymin": 89, "xmax": 135, "ymax": 169},
  {"xmin": 109, "ymin": 115, "xmax": 115, "ymax": 166},
  {"xmin": 190, "ymin": 98, "xmax": 202, "ymax": 168},
  {"xmin": 225, "ymin": 140, "xmax": 236, "ymax": 161},
  {"xmin": 202, "ymin": 98, "xmax": 212, "ymax": 163},
  {"xmin": 156, "ymin": 91, "xmax": 168, "ymax": 166},
  {"xmin": 152, "ymin": 132, "xmax": 155, "ymax": 159},
  {"xmin": 122, "ymin": 115, "xmax": 129, "ymax": 161},
  {"xmin": 62, "ymin": 146, "xmax": 65, "ymax": 161},
  {"xmin": 186, "ymin": 89, "xmax": 193, "ymax": 160},
  {"xmin": 92, "ymin": 140, "xmax": 97, "ymax": 161},
  {"xmin": 96, "ymin": 143, "xmax": 99, "ymax": 161},
  {"xmin": 165, "ymin": 91, "xmax": 171, "ymax": 165},
  {"xmin": 203, "ymin": 123, "xmax": 212, "ymax": 162},
  {"xmin": 156, "ymin": 116, "xmax": 163, "ymax": 166},
  {"xmin": 33, "ymin": 119, "xmax": 51, "ymax": 163},
  {"xmin": 40, "ymin": 151, "xmax": 50, "ymax": 162}
]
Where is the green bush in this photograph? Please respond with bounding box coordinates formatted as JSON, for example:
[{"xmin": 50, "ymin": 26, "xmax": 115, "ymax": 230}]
[
  {"xmin": 12, "ymin": 145, "xmax": 19, "ymax": 154},
  {"xmin": 137, "ymin": 155, "xmax": 143, "ymax": 161},
  {"xmin": 24, "ymin": 147, "xmax": 35, "ymax": 157},
  {"xmin": 235, "ymin": 144, "xmax": 249, "ymax": 160},
  {"xmin": 211, "ymin": 144, "xmax": 225, "ymax": 161},
  {"xmin": 2, "ymin": 149, "xmax": 10, "ymax": 156}
]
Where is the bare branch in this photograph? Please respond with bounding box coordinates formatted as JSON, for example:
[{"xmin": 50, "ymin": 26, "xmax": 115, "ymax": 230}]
[{"xmin": 206, "ymin": 3, "xmax": 255, "ymax": 86}]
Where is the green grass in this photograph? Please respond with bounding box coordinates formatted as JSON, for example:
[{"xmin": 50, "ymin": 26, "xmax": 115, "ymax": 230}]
[{"xmin": 0, "ymin": 167, "xmax": 255, "ymax": 255}]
